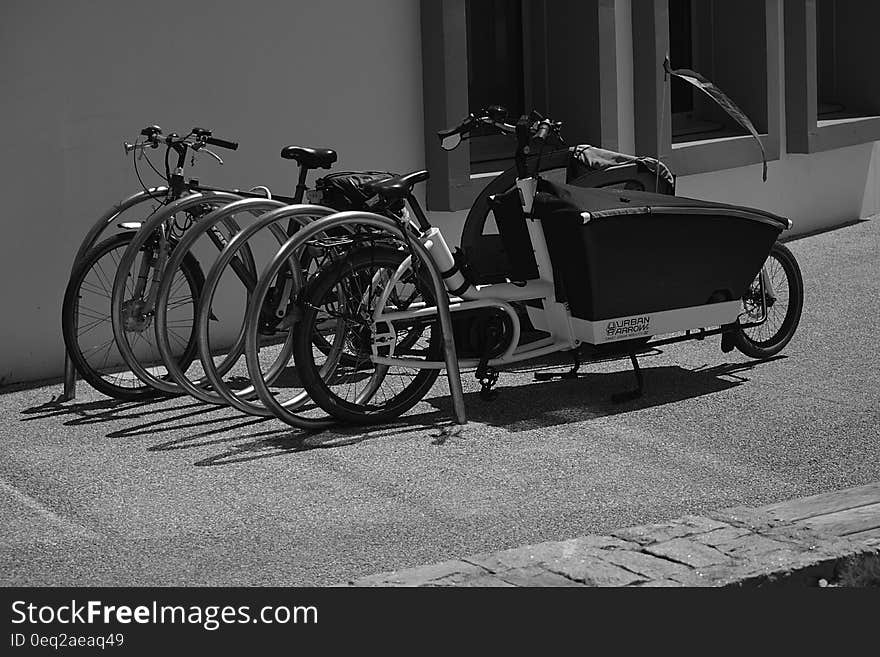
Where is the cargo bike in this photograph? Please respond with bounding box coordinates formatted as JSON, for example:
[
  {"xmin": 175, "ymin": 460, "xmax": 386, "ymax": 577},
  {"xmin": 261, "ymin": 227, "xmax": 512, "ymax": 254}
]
[{"xmin": 250, "ymin": 106, "xmax": 803, "ymax": 426}]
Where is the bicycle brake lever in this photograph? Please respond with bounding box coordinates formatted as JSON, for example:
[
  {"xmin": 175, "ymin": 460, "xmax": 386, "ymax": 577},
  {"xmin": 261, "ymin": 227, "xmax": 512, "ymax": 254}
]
[{"xmin": 200, "ymin": 148, "xmax": 224, "ymax": 165}]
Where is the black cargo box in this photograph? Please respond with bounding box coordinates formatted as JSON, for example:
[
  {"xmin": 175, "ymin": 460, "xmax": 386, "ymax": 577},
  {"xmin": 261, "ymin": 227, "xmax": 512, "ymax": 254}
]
[{"xmin": 532, "ymin": 180, "xmax": 789, "ymax": 321}]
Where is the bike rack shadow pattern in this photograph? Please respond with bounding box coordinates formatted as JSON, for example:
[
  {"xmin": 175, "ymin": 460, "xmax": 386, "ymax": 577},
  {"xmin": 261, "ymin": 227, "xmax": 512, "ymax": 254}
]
[{"xmin": 114, "ymin": 356, "xmax": 785, "ymax": 468}]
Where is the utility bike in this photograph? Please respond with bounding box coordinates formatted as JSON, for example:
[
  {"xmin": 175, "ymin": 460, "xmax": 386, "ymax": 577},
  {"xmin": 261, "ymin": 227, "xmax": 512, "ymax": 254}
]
[{"xmin": 279, "ymin": 107, "xmax": 803, "ymax": 424}]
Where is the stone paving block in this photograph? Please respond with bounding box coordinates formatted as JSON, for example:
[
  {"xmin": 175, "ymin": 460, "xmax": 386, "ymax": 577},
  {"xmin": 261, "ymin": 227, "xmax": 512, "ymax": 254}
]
[
  {"xmin": 759, "ymin": 523, "xmax": 853, "ymax": 551},
  {"xmin": 691, "ymin": 526, "xmax": 752, "ymax": 549},
  {"xmin": 708, "ymin": 506, "xmax": 783, "ymax": 532},
  {"xmin": 714, "ymin": 533, "xmax": 800, "ymax": 560},
  {"xmin": 448, "ymin": 573, "xmax": 516, "ymax": 587},
  {"xmin": 465, "ymin": 541, "xmax": 568, "ymax": 573},
  {"xmin": 495, "ymin": 565, "xmax": 587, "ymax": 587},
  {"xmin": 563, "ymin": 534, "xmax": 639, "ymax": 551},
  {"xmin": 611, "ymin": 515, "xmax": 731, "ymax": 546},
  {"xmin": 598, "ymin": 548, "xmax": 700, "ymax": 584},
  {"xmin": 645, "ymin": 538, "xmax": 733, "ymax": 569},
  {"xmin": 633, "ymin": 578, "xmax": 687, "ymax": 587},
  {"xmin": 679, "ymin": 515, "xmax": 733, "ymax": 533},
  {"xmin": 698, "ymin": 548, "xmax": 808, "ymax": 586},
  {"xmin": 543, "ymin": 554, "xmax": 646, "ymax": 586},
  {"xmin": 349, "ymin": 560, "xmax": 487, "ymax": 587},
  {"xmin": 463, "ymin": 534, "xmax": 636, "ymax": 574}
]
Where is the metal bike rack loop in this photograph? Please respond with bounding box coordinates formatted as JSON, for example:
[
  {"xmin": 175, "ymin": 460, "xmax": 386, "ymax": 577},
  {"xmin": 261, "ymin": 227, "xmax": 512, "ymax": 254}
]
[
  {"xmin": 246, "ymin": 209, "xmax": 468, "ymax": 426},
  {"xmin": 61, "ymin": 187, "xmax": 169, "ymax": 401}
]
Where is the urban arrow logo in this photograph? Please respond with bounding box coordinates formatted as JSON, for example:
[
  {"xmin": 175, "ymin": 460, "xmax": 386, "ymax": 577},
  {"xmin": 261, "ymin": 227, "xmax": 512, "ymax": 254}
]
[{"xmin": 605, "ymin": 315, "xmax": 651, "ymax": 339}]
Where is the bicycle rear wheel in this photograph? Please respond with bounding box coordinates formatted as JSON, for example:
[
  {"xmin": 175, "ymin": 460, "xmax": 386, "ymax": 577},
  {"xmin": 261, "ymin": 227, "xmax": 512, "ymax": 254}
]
[
  {"xmin": 293, "ymin": 246, "xmax": 442, "ymax": 424},
  {"xmin": 61, "ymin": 232, "xmax": 202, "ymax": 399}
]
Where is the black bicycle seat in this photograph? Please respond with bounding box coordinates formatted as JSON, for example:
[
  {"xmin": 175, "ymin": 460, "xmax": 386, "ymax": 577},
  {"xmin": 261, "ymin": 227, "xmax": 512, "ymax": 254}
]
[
  {"xmin": 280, "ymin": 146, "xmax": 337, "ymax": 169},
  {"xmin": 364, "ymin": 170, "xmax": 429, "ymax": 201}
]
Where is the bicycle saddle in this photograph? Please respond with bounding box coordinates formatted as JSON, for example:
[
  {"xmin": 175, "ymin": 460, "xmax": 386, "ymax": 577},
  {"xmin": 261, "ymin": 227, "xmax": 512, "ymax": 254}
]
[
  {"xmin": 280, "ymin": 146, "xmax": 338, "ymax": 169},
  {"xmin": 364, "ymin": 170, "xmax": 429, "ymax": 201}
]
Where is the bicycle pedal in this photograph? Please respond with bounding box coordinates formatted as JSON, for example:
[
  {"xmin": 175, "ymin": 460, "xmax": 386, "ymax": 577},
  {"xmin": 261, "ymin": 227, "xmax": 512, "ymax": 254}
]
[{"xmin": 275, "ymin": 307, "xmax": 302, "ymax": 330}]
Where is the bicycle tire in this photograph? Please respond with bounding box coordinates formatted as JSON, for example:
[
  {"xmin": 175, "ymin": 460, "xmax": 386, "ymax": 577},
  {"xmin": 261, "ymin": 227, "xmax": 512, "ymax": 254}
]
[
  {"xmin": 733, "ymin": 241, "xmax": 804, "ymax": 359},
  {"xmin": 293, "ymin": 246, "xmax": 442, "ymax": 425},
  {"xmin": 61, "ymin": 232, "xmax": 203, "ymax": 400}
]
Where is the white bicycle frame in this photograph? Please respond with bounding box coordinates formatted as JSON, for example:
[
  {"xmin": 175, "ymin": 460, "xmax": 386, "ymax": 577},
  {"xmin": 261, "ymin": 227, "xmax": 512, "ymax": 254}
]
[{"xmin": 368, "ymin": 175, "xmax": 771, "ymax": 371}]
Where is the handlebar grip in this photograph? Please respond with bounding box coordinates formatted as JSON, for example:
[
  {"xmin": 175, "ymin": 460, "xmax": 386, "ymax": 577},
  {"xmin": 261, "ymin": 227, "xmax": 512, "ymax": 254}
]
[
  {"xmin": 534, "ymin": 121, "xmax": 551, "ymax": 144},
  {"xmin": 206, "ymin": 136, "xmax": 239, "ymax": 151}
]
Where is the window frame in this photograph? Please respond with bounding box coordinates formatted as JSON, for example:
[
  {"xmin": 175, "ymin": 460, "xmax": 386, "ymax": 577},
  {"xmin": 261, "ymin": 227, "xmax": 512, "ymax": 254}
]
[
  {"xmin": 632, "ymin": 0, "xmax": 781, "ymax": 177},
  {"xmin": 420, "ymin": 0, "xmax": 621, "ymax": 212},
  {"xmin": 784, "ymin": 0, "xmax": 880, "ymax": 153}
]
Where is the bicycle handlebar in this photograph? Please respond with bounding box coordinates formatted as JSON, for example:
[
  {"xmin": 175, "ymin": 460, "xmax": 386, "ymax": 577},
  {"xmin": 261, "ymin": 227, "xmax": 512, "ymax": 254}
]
[
  {"xmin": 436, "ymin": 108, "xmax": 559, "ymax": 147},
  {"xmin": 125, "ymin": 126, "xmax": 239, "ymax": 156},
  {"xmin": 533, "ymin": 119, "xmax": 552, "ymax": 145},
  {"xmin": 205, "ymin": 136, "xmax": 238, "ymax": 151}
]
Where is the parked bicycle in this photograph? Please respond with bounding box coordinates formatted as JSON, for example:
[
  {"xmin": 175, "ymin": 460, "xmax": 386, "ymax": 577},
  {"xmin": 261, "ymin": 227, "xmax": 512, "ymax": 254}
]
[{"xmin": 62, "ymin": 125, "xmax": 348, "ymax": 400}]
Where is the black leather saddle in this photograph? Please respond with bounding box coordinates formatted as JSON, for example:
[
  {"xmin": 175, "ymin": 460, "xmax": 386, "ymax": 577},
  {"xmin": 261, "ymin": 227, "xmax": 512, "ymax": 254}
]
[
  {"xmin": 280, "ymin": 146, "xmax": 337, "ymax": 169},
  {"xmin": 364, "ymin": 170, "xmax": 429, "ymax": 201}
]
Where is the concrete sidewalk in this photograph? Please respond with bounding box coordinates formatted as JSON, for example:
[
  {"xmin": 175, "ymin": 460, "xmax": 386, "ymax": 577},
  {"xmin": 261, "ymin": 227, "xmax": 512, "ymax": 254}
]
[
  {"xmin": 2, "ymin": 218, "xmax": 878, "ymax": 586},
  {"xmin": 346, "ymin": 483, "xmax": 880, "ymax": 587}
]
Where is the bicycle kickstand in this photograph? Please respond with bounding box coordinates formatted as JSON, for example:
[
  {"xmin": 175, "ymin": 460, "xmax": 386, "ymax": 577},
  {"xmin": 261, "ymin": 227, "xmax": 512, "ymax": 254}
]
[
  {"xmin": 610, "ymin": 352, "xmax": 644, "ymax": 404},
  {"xmin": 535, "ymin": 349, "xmax": 581, "ymax": 381},
  {"xmin": 475, "ymin": 360, "xmax": 500, "ymax": 401}
]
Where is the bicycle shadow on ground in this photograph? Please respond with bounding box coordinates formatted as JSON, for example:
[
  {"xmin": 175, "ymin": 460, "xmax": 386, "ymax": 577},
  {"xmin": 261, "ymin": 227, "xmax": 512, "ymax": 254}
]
[
  {"xmin": 120, "ymin": 364, "xmax": 356, "ymax": 444},
  {"xmin": 181, "ymin": 357, "xmax": 783, "ymax": 467},
  {"xmin": 419, "ymin": 357, "xmax": 785, "ymax": 433},
  {"xmin": 19, "ymin": 395, "xmax": 204, "ymax": 427}
]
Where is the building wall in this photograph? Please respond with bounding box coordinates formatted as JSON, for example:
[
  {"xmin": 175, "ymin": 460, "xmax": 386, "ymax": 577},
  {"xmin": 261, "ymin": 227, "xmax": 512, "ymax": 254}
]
[
  {"xmin": 0, "ymin": 0, "xmax": 425, "ymax": 386},
  {"xmin": 1, "ymin": 0, "xmax": 877, "ymax": 386},
  {"xmin": 429, "ymin": 0, "xmax": 880, "ymax": 245}
]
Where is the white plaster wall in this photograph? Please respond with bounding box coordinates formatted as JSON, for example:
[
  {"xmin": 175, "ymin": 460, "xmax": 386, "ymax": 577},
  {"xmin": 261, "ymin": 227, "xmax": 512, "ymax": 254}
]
[
  {"xmin": 676, "ymin": 143, "xmax": 879, "ymax": 234},
  {"xmin": 0, "ymin": 0, "xmax": 424, "ymax": 386}
]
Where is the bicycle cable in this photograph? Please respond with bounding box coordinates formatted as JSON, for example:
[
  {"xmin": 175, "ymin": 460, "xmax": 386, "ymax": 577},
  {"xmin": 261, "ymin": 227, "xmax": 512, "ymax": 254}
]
[
  {"xmin": 142, "ymin": 145, "xmax": 166, "ymax": 182},
  {"xmin": 132, "ymin": 138, "xmax": 164, "ymax": 202}
]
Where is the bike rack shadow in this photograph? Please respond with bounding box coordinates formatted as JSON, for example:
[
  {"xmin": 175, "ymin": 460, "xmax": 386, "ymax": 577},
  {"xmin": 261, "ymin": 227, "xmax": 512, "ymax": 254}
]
[
  {"xmin": 161, "ymin": 356, "xmax": 785, "ymax": 467},
  {"xmin": 19, "ymin": 395, "xmax": 205, "ymax": 427},
  {"xmin": 106, "ymin": 402, "xmax": 255, "ymax": 439}
]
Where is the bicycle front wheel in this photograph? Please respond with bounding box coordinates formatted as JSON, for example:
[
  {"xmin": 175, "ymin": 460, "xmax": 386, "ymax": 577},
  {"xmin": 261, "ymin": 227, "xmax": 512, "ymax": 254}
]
[
  {"xmin": 61, "ymin": 232, "xmax": 202, "ymax": 399},
  {"xmin": 733, "ymin": 241, "xmax": 804, "ymax": 359}
]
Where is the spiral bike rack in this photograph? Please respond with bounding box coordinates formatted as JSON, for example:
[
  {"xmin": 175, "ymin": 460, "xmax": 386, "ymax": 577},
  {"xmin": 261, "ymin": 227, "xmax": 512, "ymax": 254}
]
[
  {"xmin": 60, "ymin": 196, "xmax": 468, "ymax": 429},
  {"xmin": 109, "ymin": 191, "xmax": 247, "ymax": 396},
  {"xmin": 150, "ymin": 197, "xmax": 290, "ymax": 405},
  {"xmin": 193, "ymin": 204, "xmax": 338, "ymax": 416},
  {"xmin": 243, "ymin": 210, "xmax": 468, "ymax": 427}
]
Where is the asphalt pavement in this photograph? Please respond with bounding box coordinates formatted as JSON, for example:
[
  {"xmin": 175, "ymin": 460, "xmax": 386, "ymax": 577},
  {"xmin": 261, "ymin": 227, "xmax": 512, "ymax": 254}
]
[{"xmin": 1, "ymin": 217, "xmax": 878, "ymax": 586}]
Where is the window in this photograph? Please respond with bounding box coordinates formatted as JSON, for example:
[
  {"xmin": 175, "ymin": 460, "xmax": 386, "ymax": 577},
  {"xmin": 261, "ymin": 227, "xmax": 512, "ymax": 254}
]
[
  {"xmin": 785, "ymin": 0, "xmax": 880, "ymax": 153},
  {"xmin": 466, "ymin": 0, "xmax": 526, "ymax": 169},
  {"xmin": 420, "ymin": 0, "xmax": 619, "ymax": 211},
  {"xmin": 633, "ymin": 0, "xmax": 780, "ymax": 176}
]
